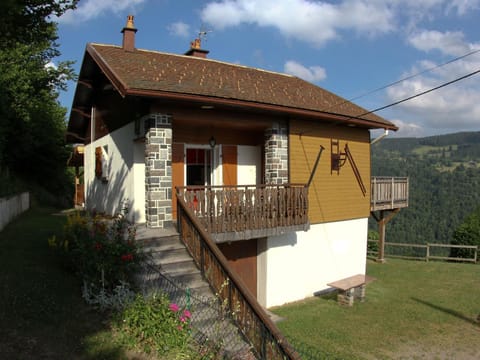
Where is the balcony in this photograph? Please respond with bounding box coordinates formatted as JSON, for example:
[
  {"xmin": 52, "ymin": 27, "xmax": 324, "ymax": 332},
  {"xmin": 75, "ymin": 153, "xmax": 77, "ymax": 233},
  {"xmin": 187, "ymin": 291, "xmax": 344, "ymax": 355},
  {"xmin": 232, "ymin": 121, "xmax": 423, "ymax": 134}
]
[
  {"xmin": 176, "ymin": 184, "xmax": 309, "ymax": 242},
  {"xmin": 371, "ymin": 177, "xmax": 409, "ymax": 211}
]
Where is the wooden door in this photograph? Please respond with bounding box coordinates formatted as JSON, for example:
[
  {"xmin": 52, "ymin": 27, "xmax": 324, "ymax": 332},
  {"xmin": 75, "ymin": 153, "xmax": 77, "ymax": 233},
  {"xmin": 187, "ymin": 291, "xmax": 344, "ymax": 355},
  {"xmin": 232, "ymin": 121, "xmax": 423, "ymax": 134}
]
[
  {"xmin": 222, "ymin": 145, "xmax": 237, "ymax": 186},
  {"xmin": 172, "ymin": 143, "xmax": 184, "ymax": 219}
]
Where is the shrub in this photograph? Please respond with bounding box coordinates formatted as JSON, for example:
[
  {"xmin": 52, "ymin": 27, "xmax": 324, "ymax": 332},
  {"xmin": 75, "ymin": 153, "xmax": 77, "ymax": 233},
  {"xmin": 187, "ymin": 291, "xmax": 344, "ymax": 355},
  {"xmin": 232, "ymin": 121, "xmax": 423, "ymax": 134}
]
[
  {"xmin": 450, "ymin": 207, "xmax": 480, "ymax": 259},
  {"xmin": 114, "ymin": 292, "xmax": 193, "ymax": 356},
  {"xmin": 367, "ymin": 230, "xmax": 379, "ymax": 254},
  {"xmin": 60, "ymin": 208, "xmax": 143, "ymax": 294}
]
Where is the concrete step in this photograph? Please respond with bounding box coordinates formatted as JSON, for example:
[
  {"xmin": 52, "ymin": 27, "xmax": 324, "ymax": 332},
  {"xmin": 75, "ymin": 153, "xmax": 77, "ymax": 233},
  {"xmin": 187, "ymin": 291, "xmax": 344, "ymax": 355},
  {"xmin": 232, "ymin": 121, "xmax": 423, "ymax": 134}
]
[{"xmin": 135, "ymin": 232, "xmax": 252, "ymax": 357}]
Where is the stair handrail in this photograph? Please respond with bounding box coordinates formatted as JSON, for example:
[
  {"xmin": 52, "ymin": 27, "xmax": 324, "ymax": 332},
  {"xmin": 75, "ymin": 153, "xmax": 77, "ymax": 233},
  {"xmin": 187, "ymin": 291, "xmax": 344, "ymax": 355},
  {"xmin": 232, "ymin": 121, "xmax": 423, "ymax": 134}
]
[{"xmin": 176, "ymin": 192, "xmax": 301, "ymax": 360}]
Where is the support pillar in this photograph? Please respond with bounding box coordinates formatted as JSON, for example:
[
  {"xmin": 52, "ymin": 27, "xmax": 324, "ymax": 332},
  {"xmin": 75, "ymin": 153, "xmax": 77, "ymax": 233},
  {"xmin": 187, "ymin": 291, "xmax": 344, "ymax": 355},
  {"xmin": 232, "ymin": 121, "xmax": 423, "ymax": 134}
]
[
  {"xmin": 144, "ymin": 114, "xmax": 172, "ymax": 228},
  {"xmin": 371, "ymin": 209, "xmax": 400, "ymax": 263},
  {"xmin": 264, "ymin": 122, "xmax": 288, "ymax": 184}
]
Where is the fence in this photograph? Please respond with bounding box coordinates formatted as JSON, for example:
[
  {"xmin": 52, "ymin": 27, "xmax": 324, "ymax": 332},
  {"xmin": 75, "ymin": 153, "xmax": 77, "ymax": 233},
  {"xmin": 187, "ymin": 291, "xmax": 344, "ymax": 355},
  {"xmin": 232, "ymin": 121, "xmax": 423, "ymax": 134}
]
[
  {"xmin": 177, "ymin": 184, "xmax": 309, "ymax": 241},
  {"xmin": 367, "ymin": 240, "xmax": 478, "ymax": 263},
  {"xmin": 0, "ymin": 192, "xmax": 30, "ymax": 232},
  {"xmin": 177, "ymin": 194, "xmax": 301, "ymax": 360},
  {"xmin": 138, "ymin": 252, "xmax": 332, "ymax": 360},
  {"xmin": 136, "ymin": 261, "xmax": 254, "ymax": 358}
]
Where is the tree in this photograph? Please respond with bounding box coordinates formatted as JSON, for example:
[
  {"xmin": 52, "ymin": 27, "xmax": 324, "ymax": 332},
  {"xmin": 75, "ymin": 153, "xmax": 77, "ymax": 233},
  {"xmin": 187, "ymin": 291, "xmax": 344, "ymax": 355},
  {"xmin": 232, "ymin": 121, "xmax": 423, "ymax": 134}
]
[
  {"xmin": 450, "ymin": 207, "xmax": 480, "ymax": 260},
  {"xmin": 0, "ymin": 0, "xmax": 77, "ymax": 203}
]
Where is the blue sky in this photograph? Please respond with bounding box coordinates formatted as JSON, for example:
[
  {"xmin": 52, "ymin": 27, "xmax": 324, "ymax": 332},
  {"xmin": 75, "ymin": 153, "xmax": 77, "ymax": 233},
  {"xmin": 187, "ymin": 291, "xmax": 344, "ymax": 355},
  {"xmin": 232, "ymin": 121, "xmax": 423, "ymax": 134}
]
[{"xmin": 55, "ymin": 0, "xmax": 480, "ymax": 137}]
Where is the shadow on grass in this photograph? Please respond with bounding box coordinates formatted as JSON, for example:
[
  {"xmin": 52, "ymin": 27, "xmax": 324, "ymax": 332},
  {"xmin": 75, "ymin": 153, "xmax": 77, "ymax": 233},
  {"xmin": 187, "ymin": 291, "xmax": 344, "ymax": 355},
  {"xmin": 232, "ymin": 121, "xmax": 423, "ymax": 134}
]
[
  {"xmin": 411, "ymin": 297, "xmax": 479, "ymax": 326},
  {"xmin": 0, "ymin": 207, "xmax": 129, "ymax": 360}
]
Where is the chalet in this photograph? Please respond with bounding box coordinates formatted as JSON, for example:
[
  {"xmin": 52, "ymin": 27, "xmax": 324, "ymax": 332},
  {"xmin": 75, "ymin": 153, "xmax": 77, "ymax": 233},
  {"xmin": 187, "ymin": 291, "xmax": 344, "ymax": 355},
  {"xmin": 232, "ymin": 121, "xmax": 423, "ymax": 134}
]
[{"xmin": 66, "ymin": 16, "xmax": 406, "ymax": 309}]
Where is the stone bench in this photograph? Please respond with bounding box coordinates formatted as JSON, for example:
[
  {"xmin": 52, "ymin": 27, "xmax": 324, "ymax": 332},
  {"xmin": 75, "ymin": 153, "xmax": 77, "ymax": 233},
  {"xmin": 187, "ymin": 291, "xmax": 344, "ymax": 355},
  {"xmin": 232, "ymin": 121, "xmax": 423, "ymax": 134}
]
[{"xmin": 327, "ymin": 274, "xmax": 375, "ymax": 306}]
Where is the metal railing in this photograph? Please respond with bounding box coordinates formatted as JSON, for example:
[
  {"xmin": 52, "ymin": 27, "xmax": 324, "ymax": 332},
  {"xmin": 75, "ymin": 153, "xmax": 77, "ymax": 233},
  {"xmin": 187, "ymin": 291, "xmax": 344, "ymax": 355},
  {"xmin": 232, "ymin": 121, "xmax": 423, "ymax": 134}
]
[
  {"xmin": 177, "ymin": 184, "xmax": 309, "ymax": 241},
  {"xmin": 176, "ymin": 194, "xmax": 301, "ymax": 360},
  {"xmin": 371, "ymin": 177, "xmax": 409, "ymax": 211},
  {"xmin": 136, "ymin": 261, "xmax": 253, "ymax": 358}
]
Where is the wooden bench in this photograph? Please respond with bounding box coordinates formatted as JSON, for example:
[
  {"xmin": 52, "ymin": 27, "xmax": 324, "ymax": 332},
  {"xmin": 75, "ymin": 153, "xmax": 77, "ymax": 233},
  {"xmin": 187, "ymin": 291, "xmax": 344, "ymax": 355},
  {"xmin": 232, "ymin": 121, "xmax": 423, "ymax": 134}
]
[{"xmin": 327, "ymin": 274, "xmax": 376, "ymax": 306}]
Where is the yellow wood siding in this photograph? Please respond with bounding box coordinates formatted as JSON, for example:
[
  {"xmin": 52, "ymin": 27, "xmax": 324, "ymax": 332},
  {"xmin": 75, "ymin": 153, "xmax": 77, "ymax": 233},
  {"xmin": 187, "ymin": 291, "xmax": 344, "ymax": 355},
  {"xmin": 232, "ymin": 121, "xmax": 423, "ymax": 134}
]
[{"xmin": 289, "ymin": 120, "xmax": 371, "ymax": 224}]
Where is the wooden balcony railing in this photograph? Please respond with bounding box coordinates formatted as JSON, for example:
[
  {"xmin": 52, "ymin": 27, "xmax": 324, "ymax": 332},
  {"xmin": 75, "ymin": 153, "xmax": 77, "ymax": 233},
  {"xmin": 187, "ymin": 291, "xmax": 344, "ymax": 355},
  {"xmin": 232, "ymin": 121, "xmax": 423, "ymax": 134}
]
[
  {"xmin": 371, "ymin": 177, "xmax": 409, "ymax": 211},
  {"xmin": 176, "ymin": 196, "xmax": 301, "ymax": 360},
  {"xmin": 176, "ymin": 184, "xmax": 309, "ymax": 242}
]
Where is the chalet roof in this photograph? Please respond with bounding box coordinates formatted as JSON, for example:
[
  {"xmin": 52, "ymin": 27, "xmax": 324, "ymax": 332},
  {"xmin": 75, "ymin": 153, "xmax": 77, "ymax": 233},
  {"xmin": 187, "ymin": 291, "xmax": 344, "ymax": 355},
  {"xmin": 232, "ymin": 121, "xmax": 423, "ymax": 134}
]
[{"xmin": 66, "ymin": 42, "xmax": 397, "ymax": 142}]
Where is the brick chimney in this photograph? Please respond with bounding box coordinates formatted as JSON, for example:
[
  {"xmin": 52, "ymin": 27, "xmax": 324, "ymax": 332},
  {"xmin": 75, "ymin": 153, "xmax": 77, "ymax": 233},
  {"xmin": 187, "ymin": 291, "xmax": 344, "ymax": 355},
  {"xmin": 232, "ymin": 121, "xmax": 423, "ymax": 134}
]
[
  {"xmin": 184, "ymin": 37, "xmax": 209, "ymax": 58},
  {"xmin": 121, "ymin": 15, "xmax": 137, "ymax": 52}
]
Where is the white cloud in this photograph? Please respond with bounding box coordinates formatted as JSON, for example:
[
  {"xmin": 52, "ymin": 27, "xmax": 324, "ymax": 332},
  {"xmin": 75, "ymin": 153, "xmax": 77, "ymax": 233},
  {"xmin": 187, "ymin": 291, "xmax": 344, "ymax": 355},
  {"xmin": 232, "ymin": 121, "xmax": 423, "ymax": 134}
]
[
  {"xmin": 284, "ymin": 60, "xmax": 326, "ymax": 82},
  {"xmin": 200, "ymin": 1, "xmax": 478, "ymax": 49},
  {"xmin": 391, "ymin": 119, "xmax": 424, "ymax": 137},
  {"xmin": 200, "ymin": 0, "xmax": 395, "ymax": 47},
  {"xmin": 446, "ymin": 0, "xmax": 480, "ymax": 15},
  {"xmin": 45, "ymin": 61, "xmax": 57, "ymax": 70},
  {"xmin": 168, "ymin": 21, "xmax": 190, "ymax": 38},
  {"xmin": 408, "ymin": 30, "xmax": 473, "ymax": 56},
  {"xmin": 386, "ymin": 55, "xmax": 480, "ymax": 132},
  {"xmin": 57, "ymin": 0, "xmax": 147, "ymax": 24}
]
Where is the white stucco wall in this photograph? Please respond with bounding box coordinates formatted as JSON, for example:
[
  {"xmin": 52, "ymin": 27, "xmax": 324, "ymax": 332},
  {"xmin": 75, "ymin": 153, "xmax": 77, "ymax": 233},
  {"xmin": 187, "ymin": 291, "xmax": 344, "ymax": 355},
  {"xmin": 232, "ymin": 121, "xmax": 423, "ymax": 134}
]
[
  {"xmin": 84, "ymin": 122, "xmax": 145, "ymax": 222},
  {"xmin": 237, "ymin": 145, "xmax": 261, "ymax": 185},
  {"xmin": 259, "ymin": 217, "xmax": 368, "ymax": 308}
]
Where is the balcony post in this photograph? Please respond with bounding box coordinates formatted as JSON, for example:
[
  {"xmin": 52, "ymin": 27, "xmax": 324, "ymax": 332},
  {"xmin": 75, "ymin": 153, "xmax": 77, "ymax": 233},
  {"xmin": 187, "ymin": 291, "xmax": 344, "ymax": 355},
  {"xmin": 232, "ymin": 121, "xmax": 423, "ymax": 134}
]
[
  {"xmin": 145, "ymin": 113, "xmax": 173, "ymax": 228},
  {"xmin": 264, "ymin": 122, "xmax": 288, "ymax": 184}
]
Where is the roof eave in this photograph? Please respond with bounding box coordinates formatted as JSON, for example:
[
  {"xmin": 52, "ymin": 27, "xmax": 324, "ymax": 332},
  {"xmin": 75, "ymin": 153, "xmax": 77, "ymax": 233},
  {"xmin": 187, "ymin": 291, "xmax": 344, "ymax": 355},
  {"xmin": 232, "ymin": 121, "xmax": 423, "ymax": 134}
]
[
  {"xmin": 86, "ymin": 43, "xmax": 129, "ymax": 97},
  {"xmin": 125, "ymin": 87, "xmax": 398, "ymax": 131}
]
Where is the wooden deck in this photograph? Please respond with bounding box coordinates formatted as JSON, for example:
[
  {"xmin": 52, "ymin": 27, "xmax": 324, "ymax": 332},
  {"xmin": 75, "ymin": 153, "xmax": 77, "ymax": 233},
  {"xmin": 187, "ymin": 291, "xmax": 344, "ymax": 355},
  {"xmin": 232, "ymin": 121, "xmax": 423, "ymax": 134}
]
[
  {"xmin": 371, "ymin": 177, "xmax": 409, "ymax": 211},
  {"xmin": 177, "ymin": 184, "xmax": 309, "ymax": 242}
]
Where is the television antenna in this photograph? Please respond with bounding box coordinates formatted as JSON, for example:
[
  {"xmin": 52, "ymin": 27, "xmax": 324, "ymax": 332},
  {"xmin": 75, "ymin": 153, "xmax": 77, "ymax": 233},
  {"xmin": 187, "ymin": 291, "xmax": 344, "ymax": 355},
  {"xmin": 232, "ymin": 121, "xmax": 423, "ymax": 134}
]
[{"xmin": 197, "ymin": 24, "xmax": 212, "ymax": 44}]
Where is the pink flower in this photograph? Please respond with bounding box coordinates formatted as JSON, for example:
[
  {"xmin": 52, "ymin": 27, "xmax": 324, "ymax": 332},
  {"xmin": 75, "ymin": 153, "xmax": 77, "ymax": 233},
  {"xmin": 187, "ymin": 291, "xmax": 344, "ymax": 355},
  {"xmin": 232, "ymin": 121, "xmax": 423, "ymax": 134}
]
[
  {"xmin": 183, "ymin": 309, "xmax": 191, "ymax": 319},
  {"xmin": 177, "ymin": 325, "xmax": 183, "ymax": 331},
  {"xmin": 179, "ymin": 316, "xmax": 186, "ymax": 323},
  {"xmin": 169, "ymin": 303, "xmax": 179, "ymax": 312}
]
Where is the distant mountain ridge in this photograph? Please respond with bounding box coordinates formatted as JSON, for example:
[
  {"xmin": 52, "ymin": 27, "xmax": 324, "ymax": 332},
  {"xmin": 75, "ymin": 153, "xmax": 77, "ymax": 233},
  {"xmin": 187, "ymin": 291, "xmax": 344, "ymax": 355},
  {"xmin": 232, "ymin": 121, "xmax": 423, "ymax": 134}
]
[{"xmin": 370, "ymin": 131, "xmax": 480, "ymax": 245}]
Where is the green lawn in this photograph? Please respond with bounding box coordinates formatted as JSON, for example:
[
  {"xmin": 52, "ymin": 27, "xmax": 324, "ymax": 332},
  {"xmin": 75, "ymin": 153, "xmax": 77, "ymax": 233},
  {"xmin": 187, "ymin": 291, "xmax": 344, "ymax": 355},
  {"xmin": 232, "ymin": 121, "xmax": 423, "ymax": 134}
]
[
  {"xmin": 0, "ymin": 207, "xmax": 133, "ymax": 359},
  {"xmin": 272, "ymin": 259, "xmax": 480, "ymax": 359},
  {"xmin": 3, "ymin": 207, "xmax": 479, "ymax": 359}
]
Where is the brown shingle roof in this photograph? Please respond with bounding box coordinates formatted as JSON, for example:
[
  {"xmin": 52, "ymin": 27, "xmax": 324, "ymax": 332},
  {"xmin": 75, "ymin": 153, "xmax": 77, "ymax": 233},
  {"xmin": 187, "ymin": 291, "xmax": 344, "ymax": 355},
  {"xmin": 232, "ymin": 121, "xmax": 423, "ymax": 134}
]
[{"xmin": 82, "ymin": 43, "xmax": 396, "ymax": 130}]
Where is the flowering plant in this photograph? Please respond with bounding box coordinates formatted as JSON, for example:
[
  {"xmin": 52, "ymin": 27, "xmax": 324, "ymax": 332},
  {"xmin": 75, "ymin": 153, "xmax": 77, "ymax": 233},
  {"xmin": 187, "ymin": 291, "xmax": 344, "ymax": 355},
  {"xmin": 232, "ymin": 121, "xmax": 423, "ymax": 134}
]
[
  {"xmin": 62, "ymin": 207, "xmax": 143, "ymax": 294},
  {"xmin": 115, "ymin": 292, "xmax": 193, "ymax": 356}
]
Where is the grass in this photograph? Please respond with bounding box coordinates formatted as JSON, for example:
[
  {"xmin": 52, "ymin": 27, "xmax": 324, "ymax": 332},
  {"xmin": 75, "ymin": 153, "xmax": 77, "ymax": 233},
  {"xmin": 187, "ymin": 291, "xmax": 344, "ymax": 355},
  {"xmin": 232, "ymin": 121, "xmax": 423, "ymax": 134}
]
[
  {"xmin": 272, "ymin": 259, "xmax": 480, "ymax": 359},
  {"xmin": 0, "ymin": 207, "xmax": 138, "ymax": 359},
  {"xmin": 3, "ymin": 207, "xmax": 479, "ymax": 359}
]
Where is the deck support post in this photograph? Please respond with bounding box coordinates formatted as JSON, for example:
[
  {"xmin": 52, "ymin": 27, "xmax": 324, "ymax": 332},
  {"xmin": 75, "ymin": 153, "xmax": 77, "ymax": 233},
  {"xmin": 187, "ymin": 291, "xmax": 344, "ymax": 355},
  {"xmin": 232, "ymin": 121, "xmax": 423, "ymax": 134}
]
[{"xmin": 371, "ymin": 209, "xmax": 400, "ymax": 263}]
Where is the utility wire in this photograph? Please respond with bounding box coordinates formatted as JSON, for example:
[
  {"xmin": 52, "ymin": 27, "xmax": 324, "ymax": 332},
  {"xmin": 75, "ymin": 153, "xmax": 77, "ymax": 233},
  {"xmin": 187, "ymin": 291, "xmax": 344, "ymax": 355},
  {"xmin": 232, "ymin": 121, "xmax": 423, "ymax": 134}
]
[
  {"xmin": 348, "ymin": 47, "xmax": 480, "ymax": 103},
  {"xmin": 357, "ymin": 68, "xmax": 480, "ymax": 118}
]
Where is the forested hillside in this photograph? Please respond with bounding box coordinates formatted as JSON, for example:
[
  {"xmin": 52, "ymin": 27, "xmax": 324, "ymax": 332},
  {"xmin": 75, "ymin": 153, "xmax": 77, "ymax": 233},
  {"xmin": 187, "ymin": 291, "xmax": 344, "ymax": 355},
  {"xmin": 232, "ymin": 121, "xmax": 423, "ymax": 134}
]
[{"xmin": 370, "ymin": 131, "xmax": 480, "ymax": 245}]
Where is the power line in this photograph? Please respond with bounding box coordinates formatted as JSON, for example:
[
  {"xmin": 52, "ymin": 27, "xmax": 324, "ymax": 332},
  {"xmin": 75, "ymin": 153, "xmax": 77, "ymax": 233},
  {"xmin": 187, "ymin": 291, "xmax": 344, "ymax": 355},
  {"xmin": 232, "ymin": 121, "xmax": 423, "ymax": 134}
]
[
  {"xmin": 321, "ymin": 47, "xmax": 480, "ymax": 118},
  {"xmin": 357, "ymin": 68, "xmax": 480, "ymax": 118},
  {"xmin": 348, "ymin": 47, "xmax": 480, "ymax": 103}
]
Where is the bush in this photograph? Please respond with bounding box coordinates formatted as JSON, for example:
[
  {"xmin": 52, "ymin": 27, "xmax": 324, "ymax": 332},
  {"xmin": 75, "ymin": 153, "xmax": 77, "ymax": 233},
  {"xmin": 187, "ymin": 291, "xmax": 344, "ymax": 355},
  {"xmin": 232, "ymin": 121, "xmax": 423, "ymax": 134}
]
[
  {"xmin": 60, "ymin": 208, "xmax": 144, "ymax": 294},
  {"xmin": 114, "ymin": 292, "xmax": 193, "ymax": 357},
  {"xmin": 450, "ymin": 207, "xmax": 480, "ymax": 259},
  {"xmin": 0, "ymin": 171, "xmax": 24, "ymax": 197},
  {"xmin": 367, "ymin": 230, "xmax": 379, "ymax": 254}
]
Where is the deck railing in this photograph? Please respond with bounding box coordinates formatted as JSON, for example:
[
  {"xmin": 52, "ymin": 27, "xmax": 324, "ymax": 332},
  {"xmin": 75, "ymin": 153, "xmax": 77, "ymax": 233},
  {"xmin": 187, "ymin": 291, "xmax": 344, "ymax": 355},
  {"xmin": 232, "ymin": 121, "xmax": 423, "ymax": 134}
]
[
  {"xmin": 177, "ymin": 184, "xmax": 309, "ymax": 241},
  {"xmin": 371, "ymin": 177, "xmax": 409, "ymax": 211},
  {"xmin": 176, "ymin": 195, "xmax": 301, "ymax": 360}
]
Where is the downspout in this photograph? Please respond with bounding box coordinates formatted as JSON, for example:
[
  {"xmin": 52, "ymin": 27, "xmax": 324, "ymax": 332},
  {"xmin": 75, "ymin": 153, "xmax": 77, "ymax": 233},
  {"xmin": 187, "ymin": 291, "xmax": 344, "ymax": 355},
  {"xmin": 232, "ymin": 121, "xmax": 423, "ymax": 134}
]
[{"xmin": 370, "ymin": 129, "xmax": 389, "ymax": 145}]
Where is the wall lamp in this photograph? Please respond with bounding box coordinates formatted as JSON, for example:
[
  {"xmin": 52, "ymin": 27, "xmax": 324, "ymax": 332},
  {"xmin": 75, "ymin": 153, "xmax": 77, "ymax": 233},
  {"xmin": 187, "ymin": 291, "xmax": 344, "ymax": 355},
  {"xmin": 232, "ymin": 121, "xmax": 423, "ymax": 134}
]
[{"xmin": 209, "ymin": 136, "xmax": 216, "ymax": 148}]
